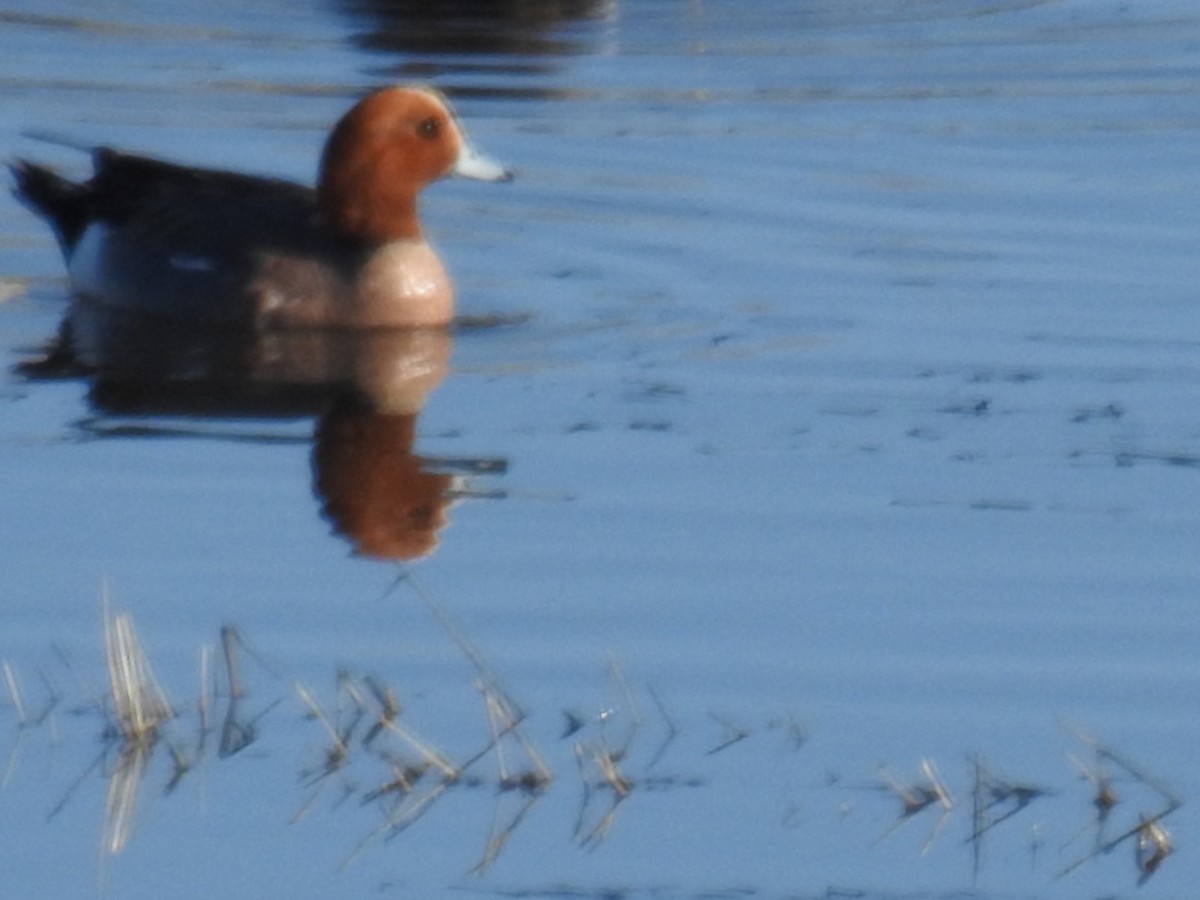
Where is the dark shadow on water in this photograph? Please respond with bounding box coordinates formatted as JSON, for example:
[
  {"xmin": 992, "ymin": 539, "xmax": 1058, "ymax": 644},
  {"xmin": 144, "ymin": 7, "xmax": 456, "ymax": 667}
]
[
  {"xmin": 16, "ymin": 298, "xmax": 509, "ymax": 560},
  {"xmin": 328, "ymin": 0, "xmax": 614, "ymax": 95}
]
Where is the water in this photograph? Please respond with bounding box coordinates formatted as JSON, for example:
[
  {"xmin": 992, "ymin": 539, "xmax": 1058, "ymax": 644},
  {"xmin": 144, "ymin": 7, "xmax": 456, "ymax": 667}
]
[{"xmin": 2, "ymin": 1, "xmax": 1199, "ymax": 898}]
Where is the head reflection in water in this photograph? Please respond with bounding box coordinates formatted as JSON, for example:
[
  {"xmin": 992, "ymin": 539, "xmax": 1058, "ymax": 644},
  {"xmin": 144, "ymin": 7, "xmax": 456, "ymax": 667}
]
[{"xmin": 314, "ymin": 402, "xmax": 454, "ymax": 560}]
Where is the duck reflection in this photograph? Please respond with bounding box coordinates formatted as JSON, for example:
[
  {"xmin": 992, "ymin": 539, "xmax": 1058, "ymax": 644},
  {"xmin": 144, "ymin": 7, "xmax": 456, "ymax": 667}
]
[
  {"xmin": 24, "ymin": 298, "xmax": 504, "ymax": 560},
  {"xmin": 314, "ymin": 398, "xmax": 451, "ymax": 560},
  {"xmin": 334, "ymin": 0, "xmax": 615, "ymax": 92}
]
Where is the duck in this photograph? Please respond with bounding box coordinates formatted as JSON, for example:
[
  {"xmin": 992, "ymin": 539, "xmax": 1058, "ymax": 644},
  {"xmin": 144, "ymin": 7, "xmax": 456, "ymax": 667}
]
[{"xmin": 9, "ymin": 85, "xmax": 512, "ymax": 329}]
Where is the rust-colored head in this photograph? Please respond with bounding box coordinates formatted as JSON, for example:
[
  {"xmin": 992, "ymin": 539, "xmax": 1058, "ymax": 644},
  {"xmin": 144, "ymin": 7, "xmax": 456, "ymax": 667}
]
[{"xmin": 316, "ymin": 85, "xmax": 510, "ymax": 243}]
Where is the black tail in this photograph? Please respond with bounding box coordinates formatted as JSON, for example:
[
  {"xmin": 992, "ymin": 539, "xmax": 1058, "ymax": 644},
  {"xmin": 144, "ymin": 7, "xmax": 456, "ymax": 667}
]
[{"xmin": 9, "ymin": 159, "xmax": 90, "ymax": 253}]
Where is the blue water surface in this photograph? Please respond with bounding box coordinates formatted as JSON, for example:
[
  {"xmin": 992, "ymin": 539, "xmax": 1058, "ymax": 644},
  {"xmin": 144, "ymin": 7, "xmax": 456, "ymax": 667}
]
[{"xmin": 2, "ymin": 1, "xmax": 1199, "ymax": 898}]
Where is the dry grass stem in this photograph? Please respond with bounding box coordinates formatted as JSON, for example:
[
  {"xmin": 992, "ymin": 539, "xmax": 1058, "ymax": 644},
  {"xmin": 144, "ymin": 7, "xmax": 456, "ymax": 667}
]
[
  {"xmin": 362, "ymin": 755, "xmax": 429, "ymax": 803},
  {"xmin": 361, "ymin": 675, "xmax": 400, "ymax": 747},
  {"xmin": 479, "ymin": 680, "xmax": 550, "ymax": 792},
  {"xmin": 1057, "ymin": 728, "xmax": 1182, "ymax": 881},
  {"xmin": 5, "ymin": 593, "xmax": 1191, "ymax": 889},
  {"xmin": 4, "ymin": 661, "xmax": 27, "ymax": 725},
  {"xmin": 875, "ymin": 759, "xmax": 953, "ymax": 852},
  {"xmin": 470, "ymin": 790, "xmax": 542, "ymax": 875},
  {"xmin": 571, "ymin": 740, "xmax": 627, "ymax": 849},
  {"xmin": 968, "ymin": 756, "xmax": 1046, "ymax": 841},
  {"xmin": 1135, "ymin": 815, "xmax": 1172, "ymax": 883},
  {"xmin": 378, "ymin": 714, "xmax": 458, "ymax": 780},
  {"xmin": 196, "ymin": 644, "xmax": 213, "ymax": 755},
  {"xmin": 103, "ymin": 609, "xmax": 173, "ymax": 742},
  {"xmin": 103, "ymin": 741, "xmax": 152, "ymax": 854},
  {"xmin": 600, "ymin": 656, "xmax": 642, "ymax": 757},
  {"xmin": 295, "ymin": 681, "xmax": 349, "ymax": 783},
  {"xmin": 706, "ymin": 711, "xmax": 749, "ymax": 756},
  {"xmin": 644, "ymin": 685, "xmax": 680, "ymax": 771}
]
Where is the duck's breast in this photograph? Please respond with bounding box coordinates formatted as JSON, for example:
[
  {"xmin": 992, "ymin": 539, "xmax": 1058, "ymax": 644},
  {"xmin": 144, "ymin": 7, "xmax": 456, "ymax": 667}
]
[{"xmin": 252, "ymin": 240, "xmax": 452, "ymax": 329}]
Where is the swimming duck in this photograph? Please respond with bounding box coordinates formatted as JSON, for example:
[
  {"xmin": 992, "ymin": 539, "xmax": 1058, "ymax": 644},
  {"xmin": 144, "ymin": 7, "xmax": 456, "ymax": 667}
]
[{"xmin": 10, "ymin": 85, "xmax": 511, "ymax": 329}]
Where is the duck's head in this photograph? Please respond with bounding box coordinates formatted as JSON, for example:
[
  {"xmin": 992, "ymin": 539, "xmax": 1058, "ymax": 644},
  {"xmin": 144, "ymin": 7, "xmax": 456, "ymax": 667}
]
[{"xmin": 317, "ymin": 85, "xmax": 511, "ymax": 243}]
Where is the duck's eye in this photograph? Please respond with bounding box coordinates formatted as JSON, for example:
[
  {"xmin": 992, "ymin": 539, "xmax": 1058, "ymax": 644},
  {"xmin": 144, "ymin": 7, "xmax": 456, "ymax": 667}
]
[{"xmin": 417, "ymin": 117, "xmax": 440, "ymax": 140}]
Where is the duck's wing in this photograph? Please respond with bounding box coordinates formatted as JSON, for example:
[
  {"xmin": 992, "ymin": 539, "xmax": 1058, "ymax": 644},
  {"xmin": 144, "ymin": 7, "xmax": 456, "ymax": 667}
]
[{"xmin": 86, "ymin": 149, "xmax": 323, "ymax": 251}]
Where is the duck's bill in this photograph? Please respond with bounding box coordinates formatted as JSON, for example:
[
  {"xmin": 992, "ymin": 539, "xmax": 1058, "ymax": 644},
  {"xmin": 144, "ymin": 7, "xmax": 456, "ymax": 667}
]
[{"xmin": 452, "ymin": 145, "xmax": 513, "ymax": 182}]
